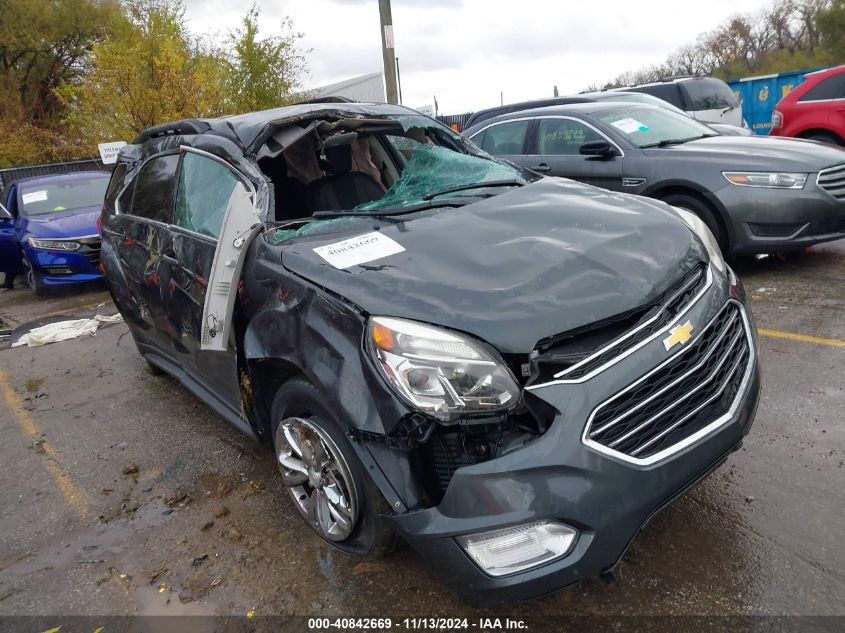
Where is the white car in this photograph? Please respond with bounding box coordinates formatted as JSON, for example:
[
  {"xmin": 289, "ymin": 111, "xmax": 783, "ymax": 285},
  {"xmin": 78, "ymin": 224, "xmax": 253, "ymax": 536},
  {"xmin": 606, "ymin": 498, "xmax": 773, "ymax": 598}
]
[
  {"xmin": 612, "ymin": 76, "xmax": 745, "ymax": 128},
  {"xmin": 584, "ymin": 90, "xmax": 753, "ymax": 136}
]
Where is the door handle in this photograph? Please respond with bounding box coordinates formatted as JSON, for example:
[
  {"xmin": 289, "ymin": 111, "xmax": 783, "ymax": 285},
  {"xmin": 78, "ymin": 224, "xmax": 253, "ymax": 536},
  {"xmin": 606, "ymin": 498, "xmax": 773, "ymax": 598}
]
[{"xmin": 530, "ymin": 163, "xmax": 552, "ymax": 172}]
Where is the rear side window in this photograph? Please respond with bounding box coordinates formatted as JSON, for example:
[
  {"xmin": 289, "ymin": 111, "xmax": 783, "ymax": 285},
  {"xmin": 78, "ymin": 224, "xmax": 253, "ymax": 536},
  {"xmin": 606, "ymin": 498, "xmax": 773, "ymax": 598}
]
[
  {"xmin": 628, "ymin": 84, "xmax": 684, "ymax": 108},
  {"xmin": 479, "ymin": 120, "xmax": 530, "ymax": 155},
  {"xmin": 104, "ymin": 163, "xmax": 127, "ymax": 212},
  {"xmin": 129, "ymin": 154, "xmax": 179, "ymax": 223},
  {"xmin": 174, "ymin": 152, "xmax": 239, "ymax": 239},
  {"xmin": 798, "ymin": 74, "xmax": 845, "ymax": 102},
  {"xmin": 680, "ymin": 78, "xmax": 738, "ymax": 110}
]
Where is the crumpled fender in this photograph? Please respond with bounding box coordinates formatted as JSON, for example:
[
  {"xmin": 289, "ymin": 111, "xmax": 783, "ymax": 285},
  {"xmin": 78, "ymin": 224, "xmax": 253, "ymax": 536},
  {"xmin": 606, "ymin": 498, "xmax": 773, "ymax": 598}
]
[{"xmin": 240, "ymin": 237, "xmax": 425, "ymax": 512}]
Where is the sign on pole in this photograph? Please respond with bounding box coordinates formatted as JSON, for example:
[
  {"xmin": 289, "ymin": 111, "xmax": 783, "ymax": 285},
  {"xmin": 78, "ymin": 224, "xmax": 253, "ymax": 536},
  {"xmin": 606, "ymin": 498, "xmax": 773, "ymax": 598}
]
[{"xmin": 98, "ymin": 141, "xmax": 127, "ymax": 165}]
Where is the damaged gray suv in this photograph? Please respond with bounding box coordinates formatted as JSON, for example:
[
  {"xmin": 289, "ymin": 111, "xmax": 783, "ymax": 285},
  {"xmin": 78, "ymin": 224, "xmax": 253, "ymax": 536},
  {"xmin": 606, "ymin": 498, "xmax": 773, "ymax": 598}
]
[{"xmin": 100, "ymin": 102, "xmax": 761, "ymax": 605}]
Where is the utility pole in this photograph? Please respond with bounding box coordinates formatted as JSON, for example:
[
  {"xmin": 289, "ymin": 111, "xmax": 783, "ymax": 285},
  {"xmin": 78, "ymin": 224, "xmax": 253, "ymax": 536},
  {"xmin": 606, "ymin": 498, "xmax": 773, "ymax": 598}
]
[
  {"xmin": 378, "ymin": 0, "xmax": 399, "ymax": 104},
  {"xmin": 396, "ymin": 57, "xmax": 403, "ymax": 105}
]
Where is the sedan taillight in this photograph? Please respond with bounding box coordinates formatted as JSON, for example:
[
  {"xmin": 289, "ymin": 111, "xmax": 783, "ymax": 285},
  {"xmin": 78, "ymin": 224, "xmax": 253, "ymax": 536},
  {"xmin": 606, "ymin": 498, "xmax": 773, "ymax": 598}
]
[{"xmin": 771, "ymin": 110, "xmax": 783, "ymax": 130}]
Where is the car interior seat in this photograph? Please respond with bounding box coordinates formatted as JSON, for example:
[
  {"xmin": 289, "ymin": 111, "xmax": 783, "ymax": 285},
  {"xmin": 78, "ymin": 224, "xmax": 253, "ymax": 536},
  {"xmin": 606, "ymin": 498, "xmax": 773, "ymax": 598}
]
[
  {"xmin": 304, "ymin": 144, "xmax": 386, "ymax": 212},
  {"xmin": 493, "ymin": 141, "xmax": 523, "ymax": 155},
  {"xmin": 257, "ymin": 155, "xmax": 308, "ymax": 222}
]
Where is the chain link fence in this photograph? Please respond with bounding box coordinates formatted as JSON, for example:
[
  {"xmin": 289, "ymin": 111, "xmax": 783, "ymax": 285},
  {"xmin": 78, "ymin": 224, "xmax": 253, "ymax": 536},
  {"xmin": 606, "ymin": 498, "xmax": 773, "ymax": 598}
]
[{"xmin": 0, "ymin": 158, "xmax": 110, "ymax": 199}]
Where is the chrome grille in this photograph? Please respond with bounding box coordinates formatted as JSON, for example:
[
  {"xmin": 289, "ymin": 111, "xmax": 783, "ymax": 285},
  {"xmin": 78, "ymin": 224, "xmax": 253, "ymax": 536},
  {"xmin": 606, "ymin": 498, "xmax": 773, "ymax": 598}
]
[
  {"xmin": 78, "ymin": 236, "xmax": 101, "ymax": 265},
  {"xmin": 818, "ymin": 164, "xmax": 845, "ymax": 200},
  {"xmin": 534, "ymin": 264, "xmax": 710, "ymax": 383},
  {"xmin": 585, "ymin": 302, "xmax": 751, "ymax": 462}
]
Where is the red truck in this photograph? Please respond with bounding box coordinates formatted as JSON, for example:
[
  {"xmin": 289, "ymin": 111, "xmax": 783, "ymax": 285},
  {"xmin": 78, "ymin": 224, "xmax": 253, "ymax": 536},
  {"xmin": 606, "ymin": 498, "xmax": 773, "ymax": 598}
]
[{"xmin": 770, "ymin": 65, "xmax": 845, "ymax": 146}]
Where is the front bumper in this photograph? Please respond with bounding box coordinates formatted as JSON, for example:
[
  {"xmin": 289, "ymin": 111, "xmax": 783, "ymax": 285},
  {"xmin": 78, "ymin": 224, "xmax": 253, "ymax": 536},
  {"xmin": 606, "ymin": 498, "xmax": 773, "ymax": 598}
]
[
  {"xmin": 713, "ymin": 181, "xmax": 845, "ymax": 254},
  {"xmin": 25, "ymin": 243, "xmax": 102, "ymax": 286},
  {"xmin": 389, "ymin": 272, "xmax": 761, "ymax": 605}
]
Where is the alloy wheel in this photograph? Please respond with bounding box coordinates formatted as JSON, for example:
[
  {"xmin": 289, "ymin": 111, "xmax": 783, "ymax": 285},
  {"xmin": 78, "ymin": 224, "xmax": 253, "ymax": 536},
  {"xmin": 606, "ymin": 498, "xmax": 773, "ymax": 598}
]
[
  {"xmin": 21, "ymin": 255, "xmax": 36, "ymax": 292},
  {"xmin": 274, "ymin": 416, "xmax": 359, "ymax": 541}
]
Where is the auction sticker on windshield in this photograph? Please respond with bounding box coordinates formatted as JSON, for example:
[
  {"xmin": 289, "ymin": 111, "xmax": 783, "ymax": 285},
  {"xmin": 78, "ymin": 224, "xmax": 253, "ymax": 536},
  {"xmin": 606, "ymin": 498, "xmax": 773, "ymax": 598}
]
[
  {"xmin": 313, "ymin": 231, "xmax": 405, "ymax": 269},
  {"xmin": 22, "ymin": 191, "xmax": 48, "ymax": 204},
  {"xmin": 611, "ymin": 118, "xmax": 649, "ymax": 134}
]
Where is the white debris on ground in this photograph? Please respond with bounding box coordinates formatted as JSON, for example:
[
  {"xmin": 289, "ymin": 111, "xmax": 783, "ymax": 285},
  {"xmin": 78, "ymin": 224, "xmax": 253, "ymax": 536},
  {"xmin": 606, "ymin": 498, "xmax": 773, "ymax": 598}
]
[{"xmin": 12, "ymin": 313, "xmax": 124, "ymax": 348}]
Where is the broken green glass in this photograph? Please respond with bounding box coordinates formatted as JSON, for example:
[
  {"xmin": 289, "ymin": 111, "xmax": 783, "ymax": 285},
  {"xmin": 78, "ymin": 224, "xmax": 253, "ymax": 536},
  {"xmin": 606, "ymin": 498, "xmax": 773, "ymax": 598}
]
[{"xmin": 355, "ymin": 145, "xmax": 523, "ymax": 211}]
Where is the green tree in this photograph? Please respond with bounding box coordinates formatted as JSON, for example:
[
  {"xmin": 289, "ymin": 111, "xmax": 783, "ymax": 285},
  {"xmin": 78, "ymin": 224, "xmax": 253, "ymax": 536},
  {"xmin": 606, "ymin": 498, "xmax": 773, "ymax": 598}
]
[
  {"xmin": 58, "ymin": 0, "xmax": 230, "ymax": 148},
  {"xmin": 224, "ymin": 4, "xmax": 308, "ymax": 112},
  {"xmin": 818, "ymin": 0, "xmax": 845, "ymax": 58},
  {"xmin": 0, "ymin": 0, "xmax": 122, "ymax": 165}
]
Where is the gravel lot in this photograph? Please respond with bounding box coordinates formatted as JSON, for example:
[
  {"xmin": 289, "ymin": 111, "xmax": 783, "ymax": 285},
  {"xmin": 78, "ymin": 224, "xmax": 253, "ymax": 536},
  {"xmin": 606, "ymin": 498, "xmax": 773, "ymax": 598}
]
[{"xmin": 0, "ymin": 242, "xmax": 843, "ymax": 631}]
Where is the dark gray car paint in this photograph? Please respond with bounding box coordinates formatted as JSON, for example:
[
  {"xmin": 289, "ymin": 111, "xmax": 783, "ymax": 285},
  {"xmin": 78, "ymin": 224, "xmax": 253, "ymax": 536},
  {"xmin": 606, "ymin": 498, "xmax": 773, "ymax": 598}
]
[
  {"xmin": 100, "ymin": 102, "xmax": 761, "ymax": 605},
  {"xmin": 466, "ymin": 103, "xmax": 845, "ymax": 254},
  {"xmin": 279, "ymin": 178, "xmax": 703, "ymax": 354}
]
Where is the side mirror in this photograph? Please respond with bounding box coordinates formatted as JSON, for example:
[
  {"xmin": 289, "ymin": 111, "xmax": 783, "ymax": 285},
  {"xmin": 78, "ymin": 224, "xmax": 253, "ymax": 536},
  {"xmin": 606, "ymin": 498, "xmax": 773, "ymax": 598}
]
[
  {"xmin": 580, "ymin": 140, "xmax": 619, "ymax": 157},
  {"xmin": 0, "ymin": 204, "xmax": 11, "ymax": 221}
]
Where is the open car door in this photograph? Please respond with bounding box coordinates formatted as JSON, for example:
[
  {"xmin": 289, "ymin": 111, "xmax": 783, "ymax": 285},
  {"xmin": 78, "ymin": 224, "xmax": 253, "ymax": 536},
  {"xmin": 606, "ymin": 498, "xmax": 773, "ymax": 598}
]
[
  {"xmin": 201, "ymin": 181, "xmax": 263, "ymax": 351},
  {"xmin": 0, "ymin": 200, "xmax": 23, "ymax": 276}
]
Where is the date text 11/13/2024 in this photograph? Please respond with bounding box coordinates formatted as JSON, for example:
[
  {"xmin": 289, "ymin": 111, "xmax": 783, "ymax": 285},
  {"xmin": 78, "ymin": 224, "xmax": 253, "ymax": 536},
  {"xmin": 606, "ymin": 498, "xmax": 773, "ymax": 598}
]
[{"xmin": 308, "ymin": 617, "xmax": 528, "ymax": 630}]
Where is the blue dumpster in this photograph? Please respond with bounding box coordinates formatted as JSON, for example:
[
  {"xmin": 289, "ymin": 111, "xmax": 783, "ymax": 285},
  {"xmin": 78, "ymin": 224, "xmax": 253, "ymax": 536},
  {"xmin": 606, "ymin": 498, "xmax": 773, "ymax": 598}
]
[{"xmin": 728, "ymin": 68, "xmax": 829, "ymax": 135}]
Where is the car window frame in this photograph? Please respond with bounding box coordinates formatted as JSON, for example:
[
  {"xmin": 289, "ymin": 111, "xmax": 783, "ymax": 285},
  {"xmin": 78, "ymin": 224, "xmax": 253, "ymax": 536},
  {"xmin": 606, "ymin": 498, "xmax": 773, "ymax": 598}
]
[
  {"xmin": 797, "ymin": 73, "xmax": 845, "ymax": 103},
  {"xmin": 114, "ymin": 147, "xmax": 256, "ymax": 241},
  {"xmin": 469, "ymin": 118, "xmax": 533, "ymax": 156},
  {"xmin": 5, "ymin": 185, "xmax": 18, "ymax": 217},
  {"xmin": 628, "ymin": 83, "xmax": 686, "ymax": 109},
  {"xmin": 532, "ymin": 116, "xmax": 612, "ymax": 157},
  {"xmin": 171, "ymin": 147, "xmax": 255, "ymax": 243},
  {"xmin": 114, "ymin": 149, "xmax": 181, "ymax": 226},
  {"xmin": 528, "ymin": 115, "xmax": 626, "ymax": 158}
]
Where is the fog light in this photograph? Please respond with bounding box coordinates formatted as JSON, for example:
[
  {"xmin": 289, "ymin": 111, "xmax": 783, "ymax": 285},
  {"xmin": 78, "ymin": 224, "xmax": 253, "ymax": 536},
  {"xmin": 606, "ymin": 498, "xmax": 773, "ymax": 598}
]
[{"xmin": 456, "ymin": 521, "xmax": 577, "ymax": 577}]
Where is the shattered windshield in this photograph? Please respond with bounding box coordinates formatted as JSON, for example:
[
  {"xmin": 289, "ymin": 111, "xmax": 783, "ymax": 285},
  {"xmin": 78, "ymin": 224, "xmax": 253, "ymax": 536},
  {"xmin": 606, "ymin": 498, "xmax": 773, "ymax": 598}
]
[{"xmin": 263, "ymin": 114, "xmax": 531, "ymax": 244}]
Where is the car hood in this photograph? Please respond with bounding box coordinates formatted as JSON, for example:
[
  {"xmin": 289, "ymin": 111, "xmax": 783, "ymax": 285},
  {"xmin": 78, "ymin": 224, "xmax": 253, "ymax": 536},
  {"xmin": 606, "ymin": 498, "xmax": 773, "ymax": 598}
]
[
  {"xmin": 280, "ymin": 179, "xmax": 704, "ymax": 353},
  {"xmin": 644, "ymin": 135, "xmax": 845, "ymax": 171},
  {"xmin": 23, "ymin": 206, "xmax": 101, "ymax": 239}
]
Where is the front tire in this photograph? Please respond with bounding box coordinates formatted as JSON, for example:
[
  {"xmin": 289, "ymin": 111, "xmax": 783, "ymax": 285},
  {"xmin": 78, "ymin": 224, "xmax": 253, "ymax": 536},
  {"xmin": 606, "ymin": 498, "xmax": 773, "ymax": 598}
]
[
  {"xmin": 658, "ymin": 192, "xmax": 728, "ymax": 253},
  {"xmin": 802, "ymin": 131, "xmax": 843, "ymax": 146},
  {"xmin": 21, "ymin": 253, "xmax": 45, "ymax": 296},
  {"xmin": 271, "ymin": 378, "xmax": 401, "ymax": 557}
]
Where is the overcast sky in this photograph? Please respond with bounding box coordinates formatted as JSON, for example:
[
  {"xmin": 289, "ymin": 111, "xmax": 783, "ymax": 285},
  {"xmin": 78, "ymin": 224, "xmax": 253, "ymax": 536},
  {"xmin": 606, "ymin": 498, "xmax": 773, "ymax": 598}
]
[{"xmin": 183, "ymin": 0, "xmax": 773, "ymax": 114}]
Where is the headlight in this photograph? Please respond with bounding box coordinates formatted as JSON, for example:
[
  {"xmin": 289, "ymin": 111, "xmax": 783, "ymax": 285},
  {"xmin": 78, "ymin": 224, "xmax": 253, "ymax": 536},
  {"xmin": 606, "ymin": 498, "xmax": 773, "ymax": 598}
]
[
  {"xmin": 368, "ymin": 316, "xmax": 520, "ymax": 422},
  {"xmin": 673, "ymin": 208, "xmax": 726, "ymax": 274},
  {"xmin": 723, "ymin": 171, "xmax": 806, "ymax": 189},
  {"xmin": 28, "ymin": 237, "xmax": 81, "ymax": 251}
]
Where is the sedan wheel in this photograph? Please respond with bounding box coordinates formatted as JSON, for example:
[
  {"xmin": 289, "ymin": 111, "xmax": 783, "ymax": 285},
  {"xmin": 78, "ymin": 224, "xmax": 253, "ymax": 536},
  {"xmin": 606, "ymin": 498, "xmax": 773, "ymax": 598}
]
[
  {"xmin": 21, "ymin": 254, "xmax": 43, "ymax": 295},
  {"xmin": 275, "ymin": 416, "xmax": 359, "ymax": 542}
]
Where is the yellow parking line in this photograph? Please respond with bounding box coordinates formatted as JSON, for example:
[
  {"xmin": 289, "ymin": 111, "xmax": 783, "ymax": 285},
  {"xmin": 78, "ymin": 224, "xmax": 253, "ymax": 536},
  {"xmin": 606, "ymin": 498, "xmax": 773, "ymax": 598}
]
[
  {"xmin": 0, "ymin": 370, "xmax": 90, "ymax": 518},
  {"xmin": 758, "ymin": 328, "xmax": 845, "ymax": 349}
]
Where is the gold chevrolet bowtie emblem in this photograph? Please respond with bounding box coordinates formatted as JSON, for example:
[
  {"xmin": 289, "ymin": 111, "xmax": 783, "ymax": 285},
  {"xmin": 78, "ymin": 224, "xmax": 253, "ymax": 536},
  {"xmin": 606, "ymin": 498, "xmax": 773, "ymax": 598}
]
[{"xmin": 663, "ymin": 320, "xmax": 694, "ymax": 351}]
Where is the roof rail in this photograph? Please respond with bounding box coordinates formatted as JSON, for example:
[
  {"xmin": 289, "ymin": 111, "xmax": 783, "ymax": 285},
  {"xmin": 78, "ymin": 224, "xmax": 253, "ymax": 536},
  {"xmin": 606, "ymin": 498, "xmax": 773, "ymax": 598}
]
[
  {"xmin": 659, "ymin": 74, "xmax": 702, "ymax": 82},
  {"xmin": 294, "ymin": 95, "xmax": 355, "ymax": 105},
  {"xmin": 132, "ymin": 119, "xmax": 211, "ymax": 144}
]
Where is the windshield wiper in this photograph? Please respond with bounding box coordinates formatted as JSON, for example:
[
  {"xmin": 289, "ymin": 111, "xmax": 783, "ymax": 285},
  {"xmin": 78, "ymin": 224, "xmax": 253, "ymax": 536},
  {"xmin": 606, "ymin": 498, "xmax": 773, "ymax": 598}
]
[
  {"xmin": 641, "ymin": 135, "xmax": 712, "ymax": 148},
  {"xmin": 422, "ymin": 179, "xmax": 525, "ymax": 201},
  {"xmin": 311, "ymin": 197, "xmax": 477, "ymax": 219}
]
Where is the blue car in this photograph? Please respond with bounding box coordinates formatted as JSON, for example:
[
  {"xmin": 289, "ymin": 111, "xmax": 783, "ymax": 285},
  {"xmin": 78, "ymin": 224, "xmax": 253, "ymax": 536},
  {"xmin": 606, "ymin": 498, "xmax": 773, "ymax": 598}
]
[{"xmin": 0, "ymin": 171, "xmax": 110, "ymax": 294}]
